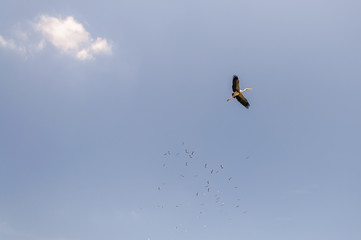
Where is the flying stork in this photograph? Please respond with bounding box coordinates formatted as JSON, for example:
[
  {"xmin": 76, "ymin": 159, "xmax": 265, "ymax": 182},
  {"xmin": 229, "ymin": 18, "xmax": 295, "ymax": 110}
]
[{"xmin": 227, "ymin": 75, "xmax": 252, "ymax": 109}]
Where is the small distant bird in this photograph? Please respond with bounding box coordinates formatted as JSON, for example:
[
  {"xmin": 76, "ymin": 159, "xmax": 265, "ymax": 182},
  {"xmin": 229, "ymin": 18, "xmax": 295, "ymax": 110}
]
[
  {"xmin": 228, "ymin": 177, "xmax": 232, "ymax": 181},
  {"xmin": 211, "ymin": 169, "xmax": 214, "ymax": 174},
  {"xmin": 205, "ymin": 164, "xmax": 207, "ymax": 168},
  {"xmin": 207, "ymin": 180, "xmax": 210, "ymax": 184},
  {"xmin": 196, "ymin": 192, "xmax": 199, "ymax": 197},
  {"xmin": 227, "ymin": 75, "xmax": 252, "ymax": 109},
  {"xmin": 158, "ymin": 187, "xmax": 161, "ymax": 190},
  {"xmin": 220, "ymin": 165, "xmax": 224, "ymax": 169},
  {"xmin": 185, "ymin": 162, "xmax": 188, "ymax": 166},
  {"xmin": 208, "ymin": 188, "xmax": 210, "ymax": 192}
]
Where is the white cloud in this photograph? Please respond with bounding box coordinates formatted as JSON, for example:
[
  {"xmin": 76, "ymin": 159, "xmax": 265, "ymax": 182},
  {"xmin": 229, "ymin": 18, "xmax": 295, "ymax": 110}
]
[
  {"xmin": 74, "ymin": 37, "xmax": 112, "ymax": 60},
  {"xmin": 36, "ymin": 16, "xmax": 90, "ymax": 52},
  {"xmin": 76, "ymin": 49, "xmax": 93, "ymax": 60},
  {"xmin": 0, "ymin": 15, "xmax": 112, "ymax": 60},
  {"xmin": 36, "ymin": 15, "xmax": 112, "ymax": 60},
  {"xmin": 90, "ymin": 37, "xmax": 112, "ymax": 54}
]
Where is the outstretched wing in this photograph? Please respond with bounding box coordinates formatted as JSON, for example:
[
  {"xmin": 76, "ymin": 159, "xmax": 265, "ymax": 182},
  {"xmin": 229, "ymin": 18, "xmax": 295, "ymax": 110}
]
[
  {"xmin": 235, "ymin": 93, "xmax": 250, "ymax": 109},
  {"xmin": 232, "ymin": 77, "xmax": 240, "ymax": 92}
]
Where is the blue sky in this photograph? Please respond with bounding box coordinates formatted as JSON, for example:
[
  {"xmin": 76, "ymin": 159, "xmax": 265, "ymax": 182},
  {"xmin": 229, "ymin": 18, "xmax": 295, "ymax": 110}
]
[{"xmin": 1, "ymin": 0, "xmax": 361, "ymax": 240}]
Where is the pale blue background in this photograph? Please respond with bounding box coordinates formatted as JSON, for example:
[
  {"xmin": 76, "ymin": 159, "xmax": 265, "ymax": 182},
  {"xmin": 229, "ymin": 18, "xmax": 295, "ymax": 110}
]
[{"xmin": 1, "ymin": 0, "xmax": 361, "ymax": 239}]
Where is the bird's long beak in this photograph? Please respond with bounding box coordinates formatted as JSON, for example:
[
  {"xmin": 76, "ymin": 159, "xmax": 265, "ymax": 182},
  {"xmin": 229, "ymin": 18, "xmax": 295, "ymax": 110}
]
[{"xmin": 240, "ymin": 88, "xmax": 253, "ymax": 93}]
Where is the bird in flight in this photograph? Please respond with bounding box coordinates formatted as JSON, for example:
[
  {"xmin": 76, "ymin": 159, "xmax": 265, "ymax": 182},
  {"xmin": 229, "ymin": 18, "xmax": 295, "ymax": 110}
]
[{"xmin": 227, "ymin": 75, "xmax": 252, "ymax": 108}]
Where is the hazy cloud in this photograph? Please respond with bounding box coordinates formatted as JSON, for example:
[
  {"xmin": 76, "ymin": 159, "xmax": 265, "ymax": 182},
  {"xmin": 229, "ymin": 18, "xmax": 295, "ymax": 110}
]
[
  {"xmin": 0, "ymin": 35, "xmax": 26, "ymax": 53},
  {"xmin": 0, "ymin": 15, "xmax": 112, "ymax": 60}
]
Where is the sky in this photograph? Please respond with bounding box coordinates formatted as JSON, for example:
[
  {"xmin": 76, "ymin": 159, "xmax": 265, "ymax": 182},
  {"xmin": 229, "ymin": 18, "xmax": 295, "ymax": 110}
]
[{"xmin": 1, "ymin": 0, "xmax": 361, "ymax": 239}]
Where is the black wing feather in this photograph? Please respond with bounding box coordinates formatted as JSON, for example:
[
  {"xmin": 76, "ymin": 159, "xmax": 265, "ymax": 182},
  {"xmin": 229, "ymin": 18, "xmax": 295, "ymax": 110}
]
[
  {"xmin": 235, "ymin": 93, "xmax": 250, "ymax": 109},
  {"xmin": 232, "ymin": 77, "xmax": 240, "ymax": 92}
]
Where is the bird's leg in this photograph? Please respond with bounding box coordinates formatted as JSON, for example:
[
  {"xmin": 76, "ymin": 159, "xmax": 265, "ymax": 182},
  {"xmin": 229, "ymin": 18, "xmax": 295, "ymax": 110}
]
[{"xmin": 227, "ymin": 92, "xmax": 240, "ymax": 101}]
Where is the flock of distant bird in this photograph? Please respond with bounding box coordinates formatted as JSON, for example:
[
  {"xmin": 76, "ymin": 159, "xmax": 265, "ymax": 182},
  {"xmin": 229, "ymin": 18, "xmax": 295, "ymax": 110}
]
[{"xmin": 156, "ymin": 141, "xmax": 249, "ymax": 231}]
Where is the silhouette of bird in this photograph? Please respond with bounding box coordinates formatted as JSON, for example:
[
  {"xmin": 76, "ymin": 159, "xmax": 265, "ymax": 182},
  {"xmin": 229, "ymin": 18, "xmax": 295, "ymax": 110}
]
[{"xmin": 227, "ymin": 75, "xmax": 252, "ymax": 108}]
